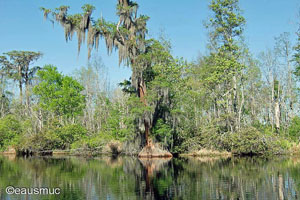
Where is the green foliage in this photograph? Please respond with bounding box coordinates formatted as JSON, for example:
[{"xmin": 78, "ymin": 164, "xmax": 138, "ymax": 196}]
[
  {"xmin": 55, "ymin": 5, "xmax": 70, "ymax": 12},
  {"xmin": 0, "ymin": 50, "xmax": 42, "ymax": 106},
  {"xmin": 294, "ymin": 27, "xmax": 300, "ymax": 77},
  {"xmin": 59, "ymin": 124, "xmax": 87, "ymax": 148},
  {"xmin": 71, "ymin": 133, "xmax": 114, "ymax": 149},
  {"xmin": 1, "ymin": 1, "xmax": 298, "ymax": 157},
  {"xmin": 119, "ymin": 80, "xmax": 136, "ymax": 94},
  {"xmin": 1, "ymin": 51, "xmax": 42, "ymax": 82},
  {"xmin": 103, "ymin": 96, "xmax": 137, "ymax": 141},
  {"xmin": 18, "ymin": 121, "xmax": 87, "ymax": 151},
  {"xmin": 19, "ymin": 132, "xmax": 57, "ymax": 152},
  {"xmin": 204, "ymin": 0, "xmax": 246, "ymax": 89},
  {"xmin": 152, "ymin": 119, "xmax": 172, "ymax": 149},
  {"xmin": 208, "ymin": 0, "xmax": 245, "ymax": 53},
  {"xmin": 224, "ymin": 127, "xmax": 288, "ymax": 155},
  {"xmin": 200, "ymin": 53, "xmax": 244, "ymax": 90},
  {"xmin": 44, "ymin": 124, "xmax": 87, "ymax": 150},
  {"xmin": 81, "ymin": 4, "xmax": 95, "ymax": 13},
  {"xmin": 0, "ymin": 91, "xmax": 11, "ymax": 117},
  {"xmin": 0, "ymin": 115, "xmax": 22, "ymax": 150},
  {"xmin": 178, "ymin": 125, "xmax": 289, "ymax": 155},
  {"xmin": 288, "ymin": 116, "xmax": 300, "ymax": 140},
  {"xmin": 33, "ymin": 65, "xmax": 85, "ymax": 118}
]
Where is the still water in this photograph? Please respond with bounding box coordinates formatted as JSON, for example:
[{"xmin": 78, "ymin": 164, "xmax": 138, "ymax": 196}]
[{"xmin": 0, "ymin": 155, "xmax": 300, "ymax": 200}]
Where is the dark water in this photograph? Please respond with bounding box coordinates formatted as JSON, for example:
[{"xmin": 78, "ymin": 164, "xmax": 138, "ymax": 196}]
[{"xmin": 0, "ymin": 155, "xmax": 300, "ymax": 200}]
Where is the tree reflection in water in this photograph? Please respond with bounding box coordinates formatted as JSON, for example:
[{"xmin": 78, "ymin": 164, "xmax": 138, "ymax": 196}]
[{"xmin": 0, "ymin": 155, "xmax": 300, "ymax": 199}]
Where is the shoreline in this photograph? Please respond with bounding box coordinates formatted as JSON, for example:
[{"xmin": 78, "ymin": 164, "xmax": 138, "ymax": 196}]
[{"xmin": 1, "ymin": 148, "xmax": 296, "ymax": 158}]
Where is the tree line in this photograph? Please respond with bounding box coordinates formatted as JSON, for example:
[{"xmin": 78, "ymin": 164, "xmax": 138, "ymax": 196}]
[{"xmin": 1, "ymin": 0, "xmax": 300, "ymax": 155}]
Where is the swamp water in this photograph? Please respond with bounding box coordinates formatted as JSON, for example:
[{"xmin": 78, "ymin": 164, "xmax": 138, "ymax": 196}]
[{"xmin": 0, "ymin": 155, "xmax": 300, "ymax": 199}]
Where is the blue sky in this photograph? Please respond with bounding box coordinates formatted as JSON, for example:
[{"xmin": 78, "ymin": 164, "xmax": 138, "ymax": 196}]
[{"xmin": 0, "ymin": 0, "xmax": 299, "ymax": 88}]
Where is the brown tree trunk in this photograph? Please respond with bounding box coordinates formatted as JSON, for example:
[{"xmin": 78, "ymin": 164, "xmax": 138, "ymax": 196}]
[{"xmin": 138, "ymin": 77, "xmax": 150, "ymax": 146}]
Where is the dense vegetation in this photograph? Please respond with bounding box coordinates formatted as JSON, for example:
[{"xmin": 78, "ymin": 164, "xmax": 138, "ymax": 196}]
[{"xmin": 1, "ymin": 0, "xmax": 300, "ymax": 155}]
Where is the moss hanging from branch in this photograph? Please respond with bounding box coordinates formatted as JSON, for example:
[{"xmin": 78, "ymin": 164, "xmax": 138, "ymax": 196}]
[{"xmin": 41, "ymin": 1, "xmax": 148, "ymax": 65}]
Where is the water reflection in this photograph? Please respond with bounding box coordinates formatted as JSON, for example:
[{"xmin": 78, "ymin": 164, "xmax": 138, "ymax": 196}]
[
  {"xmin": 0, "ymin": 155, "xmax": 300, "ymax": 199},
  {"xmin": 139, "ymin": 157, "xmax": 172, "ymax": 199}
]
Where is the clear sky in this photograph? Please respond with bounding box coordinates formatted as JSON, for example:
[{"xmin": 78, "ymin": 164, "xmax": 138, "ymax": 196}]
[{"xmin": 0, "ymin": 0, "xmax": 299, "ymax": 88}]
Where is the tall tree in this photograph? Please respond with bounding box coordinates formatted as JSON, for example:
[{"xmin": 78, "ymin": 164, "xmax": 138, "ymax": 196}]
[
  {"xmin": 294, "ymin": 19, "xmax": 300, "ymax": 70},
  {"xmin": 0, "ymin": 58, "xmax": 11, "ymax": 117},
  {"xmin": 274, "ymin": 32, "xmax": 295, "ymax": 130},
  {"xmin": 205, "ymin": 0, "xmax": 246, "ymax": 131},
  {"xmin": 33, "ymin": 65, "xmax": 85, "ymax": 122},
  {"xmin": 294, "ymin": 20, "xmax": 300, "ymax": 80},
  {"xmin": 0, "ymin": 51, "xmax": 42, "ymax": 106},
  {"xmin": 41, "ymin": 1, "xmax": 154, "ymax": 146},
  {"xmin": 75, "ymin": 57, "xmax": 109, "ymax": 132}
]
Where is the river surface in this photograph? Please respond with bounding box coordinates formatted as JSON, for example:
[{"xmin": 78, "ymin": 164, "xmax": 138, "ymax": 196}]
[{"xmin": 0, "ymin": 155, "xmax": 300, "ymax": 200}]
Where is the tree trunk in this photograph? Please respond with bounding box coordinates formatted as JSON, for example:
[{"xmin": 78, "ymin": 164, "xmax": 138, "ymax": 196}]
[
  {"xmin": 275, "ymin": 101, "xmax": 280, "ymax": 132},
  {"xmin": 18, "ymin": 65, "xmax": 23, "ymax": 105},
  {"xmin": 275, "ymin": 80, "xmax": 281, "ymax": 132},
  {"xmin": 138, "ymin": 77, "xmax": 150, "ymax": 146},
  {"xmin": 270, "ymin": 72, "xmax": 274, "ymax": 131},
  {"xmin": 238, "ymin": 86, "xmax": 244, "ymax": 129},
  {"xmin": 25, "ymin": 80, "xmax": 30, "ymax": 111},
  {"xmin": 19, "ymin": 80, "xmax": 23, "ymax": 105},
  {"xmin": 233, "ymin": 75, "xmax": 238, "ymax": 130}
]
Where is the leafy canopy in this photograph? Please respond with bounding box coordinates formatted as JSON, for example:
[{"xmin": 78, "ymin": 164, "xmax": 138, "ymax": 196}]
[
  {"xmin": 0, "ymin": 51, "xmax": 42, "ymax": 84},
  {"xmin": 33, "ymin": 65, "xmax": 85, "ymax": 117}
]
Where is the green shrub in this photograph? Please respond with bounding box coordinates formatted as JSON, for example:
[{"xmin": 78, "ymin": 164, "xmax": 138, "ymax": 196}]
[
  {"xmin": 152, "ymin": 119, "xmax": 173, "ymax": 149},
  {"xmin": 288, "ymin": 116, "xmax": 300, "ymax": 140},
  {"xmin": 223, "ymin": 127, "xmax": 288, "ymax": 155},
  {"xmin": 18, "ymin": 133, "xmax": 59, "ymax": 152},
  {"xmin": 71, "ymin": 133, "xmax": 114, "ymax": 149},
  {"xmin": 177, "ymin": 124, "xmax": 221, "ymax": 153},
  {"xmin": 58, "ymin": 124, "xmax": 87, "ymax": 148},
  {"xmin": 21, "ymin": 123, "xmax": 88, "ymax": 151},
  {"xmin": 0, "ymin": 115, "xmax": 22, "ymax": 151},
  {"xmin": 179, "ymin": 126, "xmax": 289, "ymax": 155}
]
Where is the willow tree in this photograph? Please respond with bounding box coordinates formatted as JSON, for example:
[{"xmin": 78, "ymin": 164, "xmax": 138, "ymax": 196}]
[
  {"xmin": 0, "ymin": 51, "xmax": 42, "ymax": 106},
  {"xmin": 41, "ymin": 1, "xmax": 154, "ymax": 146}
]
